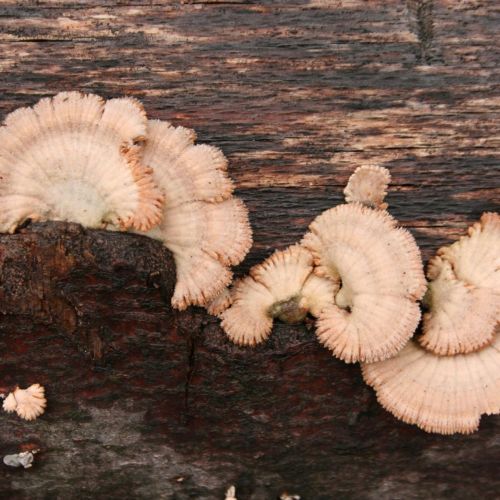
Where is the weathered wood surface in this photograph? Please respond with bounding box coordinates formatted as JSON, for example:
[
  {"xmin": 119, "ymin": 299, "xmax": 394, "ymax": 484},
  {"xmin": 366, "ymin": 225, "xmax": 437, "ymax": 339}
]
[{"xmin": 0, "ymin": 1, "xmax": 499, "ymax": 499}]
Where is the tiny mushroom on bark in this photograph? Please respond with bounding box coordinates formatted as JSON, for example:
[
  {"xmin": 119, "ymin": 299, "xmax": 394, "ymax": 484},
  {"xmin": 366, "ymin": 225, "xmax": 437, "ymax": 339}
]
[
  {"xmin": 0, "ymin": 92, "xmax": 163, "ymax": 233},
  {"xmin": 139, "ymin": 120, "xmax": 252, "ymax": 310},
  {"xmin": 302, "ymin": 203, "xmax": 426, "ymax": 363},
  {"xmin": 221, "ymin": 245, "xmax": 337, "ymax": 346},
  {"xmin": 343, "ymin": 165, "xmax": 391, "ymax": 210},
  {"xmin": 420, "ymin": 212, "xmax": 499, "ymax": 355},
  {"xmin": 361, "ymin": 334, "xmax": 500, "ymax": 434},
  {"xmin": 3, "ymin": 384, "xmax": 46, "ymax": 421}
]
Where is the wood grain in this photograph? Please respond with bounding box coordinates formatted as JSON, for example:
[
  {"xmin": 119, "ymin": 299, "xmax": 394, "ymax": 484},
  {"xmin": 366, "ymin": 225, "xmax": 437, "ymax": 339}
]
[{"xmin": 0, "ymin": 1, "xmax": 498, "ymax": 499}]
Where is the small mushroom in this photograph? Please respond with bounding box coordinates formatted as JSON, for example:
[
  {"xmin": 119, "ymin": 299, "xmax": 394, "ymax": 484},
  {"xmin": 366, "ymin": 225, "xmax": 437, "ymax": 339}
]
[
  {"xmin": 225, "ymin": 486, "xmax": 237, "ymax": 500},
  {"xmin": 361, "ymin": 334, "xmax": 500, "ymax": 434},
  {"xmin": 436, "ymin": 212, "xmax": 499, "ymax": 290},
  {"xmin": 420, "ymin": 213, "xmax": 499, "ymax": 355},
  {"xmin": 221, "ymin": 245, "xmax": 337, "ymax": 346},
  {"xmin": 420, "ymin": 257, "xmax": 498, "ymax": 355},
  {"xmin": 343, "ymin": 165, "xmax": 391, "ymax": 210},
  {"xmin": 302, "ymin": 203, "xmax": 426, "ymax": 363},
  {"xmin": 140, "ymin": 120, "xmax": 252, "ymax": 310},
  {"xmin": 3, "ymin": 384, "xmax": 46, "ymax": 421},
  {"xmin": 0, "ymin": 92, "xmax": 163, "ymax": 233}
]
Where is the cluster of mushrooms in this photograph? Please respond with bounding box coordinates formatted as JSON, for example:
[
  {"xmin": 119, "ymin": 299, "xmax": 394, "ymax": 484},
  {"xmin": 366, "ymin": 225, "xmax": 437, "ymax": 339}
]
[{"xmin": 0, "ymin": 92, "xmax": 498, "ymax": 435}]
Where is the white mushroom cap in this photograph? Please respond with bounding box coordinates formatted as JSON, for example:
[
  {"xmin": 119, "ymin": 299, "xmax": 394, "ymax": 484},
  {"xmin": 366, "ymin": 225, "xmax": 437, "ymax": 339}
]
[
  {"xmin": 221, "ymin": 245, "xmax": 335, "ymax": 346},
  {"xmin": 420, "ymin": 257, "xmax": 498, "ymax": 355},
  {"xmin": 343, "ymin": 165, "xmax": 391, "ymax": 210},
  {"xmin": 141, "ymin": 120, "xmax": 252, "ymax": 310},
  {"xmin": 302, "ymin": 203, "xmax": 426, "ymax": 363},
  {"xmin": 362, "ymin": 334, "xmax": 500, "ymax": 434},
  {"xmin": 2, "ymin": 384, "xmax": 46, "ymax": 421},
  {"xmin": 0, "ymin": 92, "xmax": 163, "ymax": 232}
]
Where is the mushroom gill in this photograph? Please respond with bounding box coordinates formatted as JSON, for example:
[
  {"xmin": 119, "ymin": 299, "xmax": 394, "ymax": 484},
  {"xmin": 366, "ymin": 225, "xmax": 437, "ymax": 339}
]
[
  {"xmin": 220, "ymin": 245, "xmax": 337, "ymax": 346},
  {"xmin": 361, "ymin": 334, "xmax": 500, "ymax": 435},
  {"xmin": 139, "ymin": 120, "xmax": 252, "ymax": 310},
  {"xmin": 302, "ymin": 203, "xmax": 426, "ymax": 363},
  {"xmin": 0, "ymin": 92, "xmax": 163, "ymax": 233},
  {"xmin": 420, "ymin": 213, "xmax": 500, "ymax": 355}
]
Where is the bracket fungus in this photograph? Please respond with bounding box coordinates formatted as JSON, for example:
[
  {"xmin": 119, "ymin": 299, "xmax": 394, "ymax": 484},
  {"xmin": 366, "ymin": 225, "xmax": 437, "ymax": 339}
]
[
  {"xmin": 420, "ymin": 213, "xmax": 500, "ymax": 355},
  {"xmin": 2, "ymin": 384, "xmax": 46, "ymax": 421},
  {"xmin": 302, "ymin": 203, "xmax": 426, "ymax": 363},
  {"xmin": 0, "ymin": 93, "xmax": 252, "ymax": 311},
  {"xmin": 362, "ymin": 334, "xmax": 500, "ymax": 434},
  {"xmin": 343, "ymin": 165, "xmax": 391, "ymax": 210},
  {"xmin": 220, "ymin": 245, "xmax": 337, "ymax": 346},
  {"xmin": 0, "ymin": 92, "xmax": 163, "ymax": 232},
  {"xmin": 139, "ymin": 120, "xmax": 252, "ymax": 310}
]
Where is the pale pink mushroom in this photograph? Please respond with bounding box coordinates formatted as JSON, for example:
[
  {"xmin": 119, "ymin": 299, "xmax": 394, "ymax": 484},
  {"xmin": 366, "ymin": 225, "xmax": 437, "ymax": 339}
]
[
  {"xmin": 302, "ymin": 203, "xmax": 426, "ymax": 363},
  {"xmin": 362, "ymin": 334, "xmax": 500, "ymax": 434},
  {"xmin": 140, "ymin": 120, "xmax": 252, "ymax": 310},
  {"xmin": 420, "ymin": 213, "xmax": 499, "ymax": 355},
  {"xmin": 343, "ymin": 165, "xmax": 391, "ymax": 210},
  {"xmin": 221, "ymin": 245, "xmax": 337, "ymax": 346},
  {"xmin": 3, "ymin": 384, "xmax": 46, "ymax": 421},
  {"xmin": 0, "ymin": 92, "xmax": 163, "ymax": 233}
]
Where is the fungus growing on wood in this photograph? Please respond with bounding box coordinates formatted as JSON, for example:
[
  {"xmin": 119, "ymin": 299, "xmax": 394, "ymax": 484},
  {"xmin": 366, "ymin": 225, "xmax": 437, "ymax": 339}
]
[
  {"xmin": 302, "ymin": 203, "xmax": 426, "ymax": 363},
  {"xmin": 361, "ymin": 334, "xmax": 500, "ymax": 434},
  {"xmin": 420, "ymin": 258, "xmax": 498, "ymax": 355},
  {"xmin": 2, "ymin": 384, "xmax": 46, "ymax": 421},
  {"xmin": 221, "ymin": 245, "xmax": 337, "ymax": 346},
  {"xmin": 0, "ymin": 92, "xmax": 163, "ymax": 233},
  {"xmin": 206, "ymin": 287, "xmax": 233, "ymax": 317},
  {"xmin": 420, "ymin": 213, "xmax": 499, "ymax": 355},
  {"xmin": 343, "ymin": 165, "xmax": 391, "ymax": 210},
  {"xmin": 140, "ymin": 119, "xmax": 252, "ymax": 310}
]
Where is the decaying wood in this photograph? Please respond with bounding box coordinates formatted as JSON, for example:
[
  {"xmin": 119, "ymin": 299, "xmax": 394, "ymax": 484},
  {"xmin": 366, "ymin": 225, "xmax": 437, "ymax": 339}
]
[{"xmin": 0, "ymin": 1, "xmax": 498, "ymax": 499}]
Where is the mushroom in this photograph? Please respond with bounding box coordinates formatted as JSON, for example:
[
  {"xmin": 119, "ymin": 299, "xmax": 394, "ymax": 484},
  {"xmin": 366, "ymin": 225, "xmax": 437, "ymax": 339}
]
[
  {"xmin": 220, "ymin": 245, "xmax": 337, "ymax": 346},
  {"xmin": 361, "ymin": 334, "xmax": 500, "ymax": 434},
  {"xmin": 420, "ymin": 257, "xmax": 498, "ymax": 355},
  {"xmin": 302, "ymin": 203, "xmax": 426, "ymax": 363},
  {"xmin": 2, "ymin": 384, "xmax": 46, "ymax": 421},
  {"xmin": 139, "ymin": 120, "xmax": 252, "ymax": 310},
  {"xmin": 0, "ymin": 92, "xmax": 163, "ymax": 233},
  {"xmin": 420, "ymin": 213, "xmax": 499, "ymax": 355},
  {"xmin": 343, "ymin": 165, "xmax": 391, "ymax": 210}
]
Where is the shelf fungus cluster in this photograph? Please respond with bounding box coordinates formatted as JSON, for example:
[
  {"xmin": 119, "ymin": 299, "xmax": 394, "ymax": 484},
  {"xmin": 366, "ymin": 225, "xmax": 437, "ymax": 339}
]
[
  {"xmin": 0, "ymin": 92, "xmax": 252, "ymax": 310},
  {"xmin": 220, "ymin": 165, "xmax": 426, "ymax": 364},
  {"xmin": 219, "ymin": 166, "xmax": 500, "ymax": 435},
  {"xmin": 362, "ymin": 212, "xmax": 500, "ymax": 434}
]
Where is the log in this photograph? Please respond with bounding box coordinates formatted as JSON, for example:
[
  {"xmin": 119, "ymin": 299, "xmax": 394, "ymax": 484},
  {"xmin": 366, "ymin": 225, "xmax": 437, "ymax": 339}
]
[
  {"xmin": 0, "ymin": 222, "xmax": 498, "ymax": 500},
  {"xmin": 0, "ymin": 0, "xmax": 499, "ymax": 498}
]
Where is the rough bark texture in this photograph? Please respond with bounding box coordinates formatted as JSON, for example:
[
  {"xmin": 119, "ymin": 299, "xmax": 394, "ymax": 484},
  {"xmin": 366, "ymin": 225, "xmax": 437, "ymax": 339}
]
[{"xmin": 0, "ymin": 1, "xmax": 499, "ymax": 499}]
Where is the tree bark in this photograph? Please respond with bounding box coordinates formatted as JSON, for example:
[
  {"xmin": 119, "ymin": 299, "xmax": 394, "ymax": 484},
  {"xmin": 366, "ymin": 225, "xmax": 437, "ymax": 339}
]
[{"xmin": 0, "ymin": 0, "xmax": 499, "ymax": 498}]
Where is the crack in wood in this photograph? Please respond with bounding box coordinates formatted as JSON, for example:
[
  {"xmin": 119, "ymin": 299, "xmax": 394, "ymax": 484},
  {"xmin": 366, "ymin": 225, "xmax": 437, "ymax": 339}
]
[{"xmin": 407, "ymin": 0, "xmax": 437, "ymax": 64}]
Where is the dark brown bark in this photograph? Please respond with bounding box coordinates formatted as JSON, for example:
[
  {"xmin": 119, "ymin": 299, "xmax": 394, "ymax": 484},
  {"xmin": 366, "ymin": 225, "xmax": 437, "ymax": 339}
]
[{"xmin": 0, "ymin": 1, "xmax": 499, "ymax": 499}]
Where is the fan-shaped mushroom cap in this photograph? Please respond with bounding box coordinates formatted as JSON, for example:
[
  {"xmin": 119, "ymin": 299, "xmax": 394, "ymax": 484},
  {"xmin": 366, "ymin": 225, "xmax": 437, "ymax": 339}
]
[
  {"xmin": 420, "ymin": 257, "xmax": 498, "ymax": 355},
  {"xmin": 343, "ymin": 165, "xmax": 391, "ymax": 210},
  {"xmin": 140, "ymin": 120, "xmax": 252, "ymax": 310},
  {"xmin": 302, "ymin": 203, "xmax": 426, "ymax": 363},
  {"xmin": 2, "ymin": 384, "xmax": 46, "ymax": 421},
  {"xmin": 362, "ymin": 335, "xmax": 500, "ymax": 434},
  {"xmin": 436, "ymin": 212, "xmax": 500, "ymax": 291},
  {"xmin": 0, "ymin": 92, "xmax": 163, "ymax": 232},
  {"xmin": 221, "ymin": 245, "xmax": 335, "ymax": 346}
]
